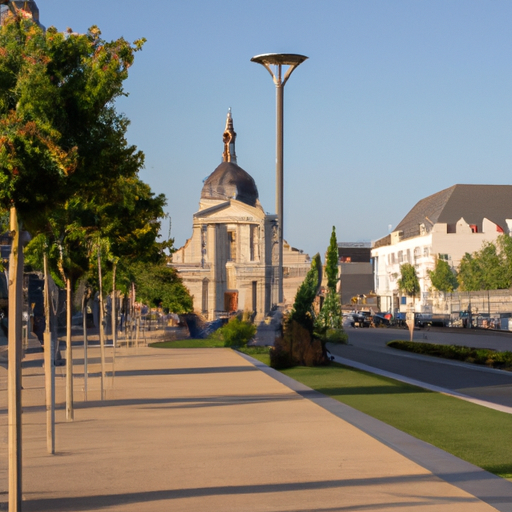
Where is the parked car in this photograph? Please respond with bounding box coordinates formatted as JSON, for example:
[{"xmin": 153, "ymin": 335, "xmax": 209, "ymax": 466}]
[
  {"xmin": 372, "ymin": 313, "xmax": 391, "ymax": 327},
  {"xmin": 351, "ymin": 311, "xmax": 372, "ymax": 328}
]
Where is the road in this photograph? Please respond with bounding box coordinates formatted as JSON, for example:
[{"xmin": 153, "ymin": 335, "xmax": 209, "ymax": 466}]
[{"xmin": 327, "ymin": 326, "xmax": 512, "ymax": 409}]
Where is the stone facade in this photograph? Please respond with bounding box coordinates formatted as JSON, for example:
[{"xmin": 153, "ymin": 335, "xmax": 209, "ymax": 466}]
[{"xmin": 171, "ymin": 111, "xmax": 310, "ymax": 321}]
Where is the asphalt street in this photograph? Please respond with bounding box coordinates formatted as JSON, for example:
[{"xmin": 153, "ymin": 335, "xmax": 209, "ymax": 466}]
[{"xmin": 327, "ymin": 326, "xmax": 512, "ymax": 408}]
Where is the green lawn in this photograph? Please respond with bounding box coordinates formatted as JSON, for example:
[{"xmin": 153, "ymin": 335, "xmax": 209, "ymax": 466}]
[
  {"xmin": 237, "ymin": 346, "xmax": 271, "ymax": 366},
  {"xmin": 149, "ymin": 338, "xmax": 226, "ymax": 348},
  {"xmin": 149, "ymin": 341, "xmax": 512, "ymax": 478}
]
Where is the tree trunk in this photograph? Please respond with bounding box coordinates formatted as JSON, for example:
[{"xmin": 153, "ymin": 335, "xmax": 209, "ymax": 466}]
[
  {"xmin": 98, "ymin": 249, "xmax": 106, "ymax": 400},
  {"xmin": 82, "ymin": 288, "xmax": 88, "ymax": 402},
  {"xmin": 8, "ymin": 206, "xmax": 23, "ymax": 511},
  {"xmin": 43, "ymin": 253, "xmax": 55, "ymax": 454},
  {"xmin": 65, "ymin": 277, "xmax": 74, "ymax": 421},
  {"xmin": 111, "ymin": 262, "xmax": 117, "ymax": 349}
]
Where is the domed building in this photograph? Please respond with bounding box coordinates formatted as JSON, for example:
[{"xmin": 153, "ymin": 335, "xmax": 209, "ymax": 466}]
[{"xmin": 172, "ymin": 111, "xmax": 310, "ymax": 321}]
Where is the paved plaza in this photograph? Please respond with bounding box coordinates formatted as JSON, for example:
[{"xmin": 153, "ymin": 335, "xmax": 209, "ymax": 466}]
[{"xmin": 1, "ymin": 339, "xmax": 512, "ymax": 511}]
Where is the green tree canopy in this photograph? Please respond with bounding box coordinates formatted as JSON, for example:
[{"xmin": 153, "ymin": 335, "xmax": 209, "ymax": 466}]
[
  {"xmin": 397, "ymin": 263, "xmax": 420, "ymax": 297},
  {"xmin": 289, "ymin": 253, "xmax": 322, "ymax": 332},
  {"xmin": 0, "ymin": 13, "xmax": 145, "ymax": 231},
  {"xmin": 317, "ymin": 227, "xmax": 343, "ymax": 331},
  {"xmin": 457, "ymin": 240, "xmax": 509, "ymax": 291},
  {"xmin": 325, "ymin": 226, "xmax": 339, "ymax": 292},
  {"xmin": 130, "ymin": 262, "xmax": 192, "ymax": 314},
  {"xmin": 428, "ymin": 258, "xmax": 458, "ymax": 293}
]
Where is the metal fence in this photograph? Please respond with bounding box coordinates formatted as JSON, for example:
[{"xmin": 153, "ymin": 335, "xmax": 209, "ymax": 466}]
[{"xmin": 421, "ymin": 289, "xmax": 512, "ymax": 330}]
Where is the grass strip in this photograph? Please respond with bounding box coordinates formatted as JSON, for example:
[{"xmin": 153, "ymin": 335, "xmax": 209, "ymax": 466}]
[
  {"xmin": 237, "ymin": 346, "xmax": 271, "ymax": 366},
  {"xmin": 388, "ymin": 339, "xmax": 512, "ymax": 370},
  {"xmin": 149, "ymin": 338, "xmax": 226, "ymax": 348}
]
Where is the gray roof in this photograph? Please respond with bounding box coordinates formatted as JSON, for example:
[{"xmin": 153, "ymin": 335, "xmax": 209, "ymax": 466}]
[
  {"xmin": 394, "ymin": 184, "xmax": 512, "ymax": 240},
  {"xmin": 201, "ymin": 162, "xmax": 259, "ymax": 207}
]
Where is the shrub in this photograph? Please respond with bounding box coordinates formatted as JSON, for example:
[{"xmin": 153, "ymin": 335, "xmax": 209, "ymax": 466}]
[
  {"xmin": 325, "ymin": 328, "xmax": 348, "ymax": 344},
  {"xmin": 269, "ymin": 343, "xmax": 293, "ymax": 370},
  {"xmin": 270, "ymin": 319, "xmax": 326, "ymax": 369},
  {"xmin": 387, "ymin": 340, "xmax": 512, "ymax": 370},
  {"xmin": 209, "ymin": 317, "xmax": 256, "ymax": 347}
]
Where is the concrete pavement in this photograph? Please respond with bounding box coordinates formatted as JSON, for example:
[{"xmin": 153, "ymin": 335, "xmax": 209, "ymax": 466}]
[{"xmin": 1, "ymin": 341, "xmax": 512, "ymax": 511}]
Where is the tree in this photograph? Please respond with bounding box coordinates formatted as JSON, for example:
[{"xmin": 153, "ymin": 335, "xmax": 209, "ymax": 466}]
[
  {"xmin": 130, "ymin": 262, "xmax": 192, "ymax": 314},
  {"xmin": 325, "ymin": 226, "xmax": 339, "ymax": 291},
  {"xmin": 1, "ymin": 14, "xmax": 149, "ymax": 477},
  {"xmin": 316, "ymin": 289, "xmax": 343, "ymax": 330},
  {"xmin": 397, "ymin": 263, "xmax": 420, "ymax": 297},
  {"xmin": 0, "ymin": 16, "xmax": 145, "ymax": 229},
  {"xmin": 317, "ymin": 226, "xmax": 343, "ymax": 332},
  {"xmin": 497, "ymin": 234, "xmax": 512, "ymax": 286},
  {"xmin": 288, "ymin": 253, "xmax": 322, "ymax": 332},
  {"xmin": 428, "ymin": 258, "xmax": 458, "ymax": 292},
  {"xmin": 270, "ymin": 253, "xmax": 326, "ymax": 369},
  {"xmin": 457, "ymin": 240, "xmax": 509, "ymax": 291}
]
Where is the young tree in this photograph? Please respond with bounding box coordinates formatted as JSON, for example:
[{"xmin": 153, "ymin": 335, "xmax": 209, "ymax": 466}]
[
  {"xmin": 289, "ymin": 253, "xmax": 322, "ymax": 332},
  {"xmin": 325, "ymin": 226, "xmax": 339, "ymax": 291},
  {"xmin": 1, "ymin": 12, "xmax": 147, "ymax": 458},
  {"xmin": 317, "ymin": 226, "xmax": 343, "ymax": 332},
  {"xmin": 428, "ymin": 258, "xmax": 458, "ymax": 293},
  {"xmin": 271, "ymin": 254, "xmax": 325, "ymax": 369},
  {"xmin": 458, "ymin": 241, "xmax": 509, "ymax": 291},
  {"xmin": 497, "ymin": 234, "xmax": 512, "ymax": 286},
  {"xmin": 129, "ymin": 262, "xmax": 193, "ymax": 314},
  {"xmin": 397, "ymin": 263, "xmax": 420, "ymax": 297}
]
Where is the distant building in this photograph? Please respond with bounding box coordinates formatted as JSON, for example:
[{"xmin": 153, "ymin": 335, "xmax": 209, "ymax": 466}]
[
  {"xmin": 0, "ymin": 1, "xmax": 44, "ymax": 29},
  {"xmin": 372, "ymin": 184, "xmax": 512, "ymax": 313},
  {"xmin": 171, "ymin": 111, "xmax": 310, "ymax": 321},
  {"xmin": 337, "ymin": 242, "xmax": 374, "ymax": 305}
]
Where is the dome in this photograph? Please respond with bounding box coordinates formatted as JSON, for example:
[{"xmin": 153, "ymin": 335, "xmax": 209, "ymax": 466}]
[{"xmin": 201, "ymin": 162, "xmax": 259, "ymax": 207}]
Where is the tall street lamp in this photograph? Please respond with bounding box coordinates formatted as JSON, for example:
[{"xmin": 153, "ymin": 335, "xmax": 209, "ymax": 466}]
[{"xmin": 251, "ymin": 53, "xmax": 307, "ymax": 304}]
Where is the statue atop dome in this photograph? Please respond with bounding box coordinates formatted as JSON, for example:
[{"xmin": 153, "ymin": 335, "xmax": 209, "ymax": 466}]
[{"xmin": 222, "ymin": 108, "xmax": 237, "ymax": 164}]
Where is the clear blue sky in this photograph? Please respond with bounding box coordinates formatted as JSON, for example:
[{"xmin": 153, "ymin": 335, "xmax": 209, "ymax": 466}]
[{"xmin": 38, "ymin": 1, "xmax": 512, "ymax": 257}]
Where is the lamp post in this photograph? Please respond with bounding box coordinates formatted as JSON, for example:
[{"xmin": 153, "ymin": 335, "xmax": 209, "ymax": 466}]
[{"xmin": 251, "ymin": 53, "xmax": 307, "ymax": 304}]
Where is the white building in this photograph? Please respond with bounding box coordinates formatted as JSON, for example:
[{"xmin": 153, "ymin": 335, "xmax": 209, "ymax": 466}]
[
  {"xmin": 372, "ymin": 184, "xmax": 512, "ymax": 313},
  {"xmin": 171, "ymin": 111, "xmax": 310, "ymax": 321}
]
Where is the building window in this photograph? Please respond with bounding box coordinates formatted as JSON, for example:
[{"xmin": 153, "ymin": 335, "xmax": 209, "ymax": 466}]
[
  {"xmin": 423, "ymin": 247, "xmax": 429, "ymax": 257},
  {"xmin": 401, "ymin": 296, "xmax": 407, "ymax": 305},
  {"xmin": 252, "ymin": 281, "xmax": 257, "ymax": 313},
  {"xmin": 398, "ymin": 251, "xmax": 403, "ymax": 263},
  {"xmin": 439, "ymin": 253, "xmax": 449, "ymax": 261}
]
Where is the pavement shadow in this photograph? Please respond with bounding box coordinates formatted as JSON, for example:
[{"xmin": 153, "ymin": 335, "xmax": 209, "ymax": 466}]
[
  {"xmin": 5, "ymin": 392, "xmax": 302, "ymax": 415},
  {"xmin": 19, "ymin": 472, "xmax": 494, "ymax": 512},
  {"xmin": 309, "ymin": 385, "xmax": 431, "ymax": 397},
  {"xmin": 113, "ymin": 366, "xmax": 259, "ymax": 377}
]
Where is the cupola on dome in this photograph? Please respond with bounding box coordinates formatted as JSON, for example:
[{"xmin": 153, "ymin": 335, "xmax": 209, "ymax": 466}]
[{"xmin": 200, "ymin": 110, "xmax": 259, "ymax": 207}]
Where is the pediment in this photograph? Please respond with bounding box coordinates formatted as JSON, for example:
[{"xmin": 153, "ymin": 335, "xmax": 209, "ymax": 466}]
[{"xmin": 194, "ymin": 198, "xmax": 266, "ymax": 221}]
